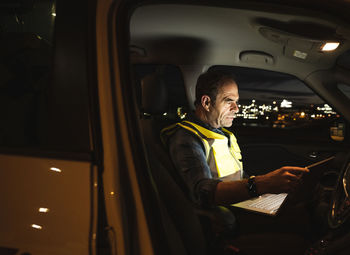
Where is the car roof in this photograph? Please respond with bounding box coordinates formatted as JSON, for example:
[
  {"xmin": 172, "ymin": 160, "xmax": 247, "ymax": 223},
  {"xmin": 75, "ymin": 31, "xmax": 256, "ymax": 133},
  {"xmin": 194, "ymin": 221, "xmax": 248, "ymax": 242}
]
[{"xmin": 130, "ymin": 1, "xmax": 350, "ymax": 80}]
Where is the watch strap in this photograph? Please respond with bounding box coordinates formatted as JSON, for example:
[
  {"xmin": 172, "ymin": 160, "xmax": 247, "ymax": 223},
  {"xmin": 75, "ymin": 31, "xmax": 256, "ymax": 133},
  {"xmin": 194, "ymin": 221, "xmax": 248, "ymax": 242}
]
[{"xmin": 247, "ymin": 175, "xmax": 258, "ymax": 197}]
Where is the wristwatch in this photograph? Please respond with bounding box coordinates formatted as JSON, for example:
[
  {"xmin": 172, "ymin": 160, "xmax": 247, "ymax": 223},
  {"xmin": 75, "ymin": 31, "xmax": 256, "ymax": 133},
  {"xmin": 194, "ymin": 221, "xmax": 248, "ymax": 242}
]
[{"xmin": 247, "ymin": 175, "xmax": 258, "ymax": 197}]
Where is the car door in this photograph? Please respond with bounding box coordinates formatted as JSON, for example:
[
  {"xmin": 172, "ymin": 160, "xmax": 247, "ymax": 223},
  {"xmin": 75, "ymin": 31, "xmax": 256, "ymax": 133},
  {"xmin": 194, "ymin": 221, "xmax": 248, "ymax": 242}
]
[{"xmin": 0, "ymin": 1, "xmax": 99, "ymax": 254}]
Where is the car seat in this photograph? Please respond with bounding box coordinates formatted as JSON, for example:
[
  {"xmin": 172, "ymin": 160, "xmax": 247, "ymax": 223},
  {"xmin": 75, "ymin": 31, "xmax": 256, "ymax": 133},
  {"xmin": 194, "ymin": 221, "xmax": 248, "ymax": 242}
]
[{"xmin": 138, "ymin": 67, "xmax": 212, "ymax": 254}]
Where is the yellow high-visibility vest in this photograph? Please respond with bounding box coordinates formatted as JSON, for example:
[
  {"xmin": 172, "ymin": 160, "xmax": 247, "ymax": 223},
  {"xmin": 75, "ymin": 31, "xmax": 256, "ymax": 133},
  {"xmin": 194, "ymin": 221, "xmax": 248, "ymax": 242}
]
[{"xmin": 161, "ymin": 121, "xmax": 243, "ymax": 180}]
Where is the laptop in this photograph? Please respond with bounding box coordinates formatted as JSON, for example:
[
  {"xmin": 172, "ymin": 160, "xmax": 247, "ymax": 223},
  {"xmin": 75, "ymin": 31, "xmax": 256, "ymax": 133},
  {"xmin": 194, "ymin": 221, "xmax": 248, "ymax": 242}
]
[{"xmin": 231, "ymin": 156, "xmax": 335, "ymax": 216}]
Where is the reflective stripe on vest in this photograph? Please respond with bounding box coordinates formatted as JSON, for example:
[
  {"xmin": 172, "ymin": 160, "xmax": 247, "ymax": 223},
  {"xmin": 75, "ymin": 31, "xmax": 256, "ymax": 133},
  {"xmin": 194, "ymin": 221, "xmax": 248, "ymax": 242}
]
[{"xmin": 162, "ymin": 121, "xmax": 243, "ymax": 179}]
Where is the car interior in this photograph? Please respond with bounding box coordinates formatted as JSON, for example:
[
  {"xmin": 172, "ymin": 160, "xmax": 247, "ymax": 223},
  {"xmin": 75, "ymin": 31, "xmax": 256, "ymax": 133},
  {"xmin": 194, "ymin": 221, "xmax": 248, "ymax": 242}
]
[
  {"xmin": 0, "ymin": 0, "xmax": 350, "ymax": 254},
  {"xmin": 129, "ymin": 1, "xmax": 350, "ymax": 255}
]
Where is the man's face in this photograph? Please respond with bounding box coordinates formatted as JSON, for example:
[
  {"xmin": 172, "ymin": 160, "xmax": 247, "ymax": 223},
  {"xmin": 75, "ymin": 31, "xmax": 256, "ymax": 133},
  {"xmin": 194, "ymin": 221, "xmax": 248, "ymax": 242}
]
[{"xmin": 207, "ymin": 82, "xmax": 239, "ymax": 128}]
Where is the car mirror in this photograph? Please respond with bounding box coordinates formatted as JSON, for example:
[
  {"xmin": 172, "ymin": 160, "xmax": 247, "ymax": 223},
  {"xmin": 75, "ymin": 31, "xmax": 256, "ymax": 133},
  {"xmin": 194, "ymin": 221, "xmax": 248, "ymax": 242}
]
[{"xmin": 330, "ymin": 121, "xmax": 346, "ymax": 142}]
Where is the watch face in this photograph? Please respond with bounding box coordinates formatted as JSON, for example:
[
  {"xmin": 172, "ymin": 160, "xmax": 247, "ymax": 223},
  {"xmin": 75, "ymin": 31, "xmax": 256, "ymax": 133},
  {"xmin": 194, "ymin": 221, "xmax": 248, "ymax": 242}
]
[{"xmin": 248, "ymin": 176, "xmax": 258, "ymax": 197}]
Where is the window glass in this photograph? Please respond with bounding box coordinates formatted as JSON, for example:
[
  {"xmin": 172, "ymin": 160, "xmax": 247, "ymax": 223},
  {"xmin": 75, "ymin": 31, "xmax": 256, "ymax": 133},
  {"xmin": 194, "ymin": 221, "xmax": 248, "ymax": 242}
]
[
  {"xmin": 210, "ymin": 66, "xmax": 339, "ymax": 143},
  {"xmin": 0, "ymin": 1, "xmax": 55, "ymax": 148},
  {"xmin": 337, "ymin": 50, "xmax": 350, "ymax": 69},
  {"xmin": 338, "ymin": 83, "xmax": 350, "ymax": 99}
]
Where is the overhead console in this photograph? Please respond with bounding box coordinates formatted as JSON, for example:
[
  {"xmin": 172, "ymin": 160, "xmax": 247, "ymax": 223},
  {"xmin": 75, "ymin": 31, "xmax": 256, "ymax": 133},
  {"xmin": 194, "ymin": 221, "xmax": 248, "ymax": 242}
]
[{"xmin": 255, "ymin": 18, "xmax": 348, "ymax": 64}]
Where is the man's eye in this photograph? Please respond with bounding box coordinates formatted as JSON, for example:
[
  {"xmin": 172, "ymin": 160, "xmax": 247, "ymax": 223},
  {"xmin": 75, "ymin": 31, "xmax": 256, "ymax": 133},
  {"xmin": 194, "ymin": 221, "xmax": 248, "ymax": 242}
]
[{"xmin": 226, "ymin": 99, "xmax": 238, "ymax": 104}]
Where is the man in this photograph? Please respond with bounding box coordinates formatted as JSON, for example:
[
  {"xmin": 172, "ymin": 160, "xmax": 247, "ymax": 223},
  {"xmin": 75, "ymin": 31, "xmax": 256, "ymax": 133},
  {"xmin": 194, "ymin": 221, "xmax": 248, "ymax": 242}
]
[
  {"xmin": 162, "ymin": 70, "xmax": 309, "ymax": 209},
  {"xmin": 161, "ymin": 69, "xmax": 311, "ymax": 254}
]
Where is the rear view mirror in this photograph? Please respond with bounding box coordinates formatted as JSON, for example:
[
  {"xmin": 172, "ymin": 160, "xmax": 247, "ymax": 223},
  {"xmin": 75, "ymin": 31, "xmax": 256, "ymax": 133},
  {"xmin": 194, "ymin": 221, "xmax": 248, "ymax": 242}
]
[{"xmin": 330, "ymin": 122, "xmax": 345, "ymax": 142}]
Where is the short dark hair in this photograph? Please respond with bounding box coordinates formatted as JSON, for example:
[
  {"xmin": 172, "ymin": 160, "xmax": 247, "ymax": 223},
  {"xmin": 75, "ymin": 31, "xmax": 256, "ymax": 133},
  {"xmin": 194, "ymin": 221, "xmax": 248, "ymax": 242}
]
[{"xmin": 194, "ymin": 70, "xmax": 236, "ymax": 106}]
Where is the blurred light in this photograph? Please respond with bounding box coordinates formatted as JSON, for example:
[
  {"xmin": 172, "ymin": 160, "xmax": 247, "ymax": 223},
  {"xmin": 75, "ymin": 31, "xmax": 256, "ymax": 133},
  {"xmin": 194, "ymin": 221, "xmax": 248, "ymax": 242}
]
[
  {"xmin": 321, "ymin": 42, "xmax": 339, "ymax": 52},
  {"xmin": 39, "ymin": 208, "xmax": 49, "ymax": 213},
  {"xmin": 273, "ymin": 101, "xmax": 276, "ymax": 104},
  {"xmin": 52, "ymin": 13, "xmax": 56, "ymax": 17},
  {"xmin": 177, "ymin": 107, "xmax": 187, "ymax": 119},
  {"xmin": 280, "ymin": 99, "xmax": 292, "ymax": 108},
  {"xmin": 163, "ymin": 112, "xmax": 167, "ymax": 116},
  {"xmin": 300, "ymin": 112, "xmax": 305, "ymax": 118},
  {"xmin": 110, "ymin": 192, "xmax": 115, "ymax": 195},
  {"xmin": 32, "ymin": 224, "xmax": 42, "ymax": 230},
  {"xmin": 50, "ymin": 167, "xmax": 61, "ymax": 173}
]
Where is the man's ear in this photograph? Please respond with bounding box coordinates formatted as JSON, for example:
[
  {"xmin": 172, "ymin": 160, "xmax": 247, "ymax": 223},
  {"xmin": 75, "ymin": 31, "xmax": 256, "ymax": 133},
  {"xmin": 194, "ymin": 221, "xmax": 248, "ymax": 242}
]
[{"xmin": 201, "ymin": 95, "xmax": 211, "ymax": 111}]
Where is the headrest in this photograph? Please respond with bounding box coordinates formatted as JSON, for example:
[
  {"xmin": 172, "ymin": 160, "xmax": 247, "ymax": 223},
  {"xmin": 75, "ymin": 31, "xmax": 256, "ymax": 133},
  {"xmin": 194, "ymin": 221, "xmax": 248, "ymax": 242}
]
[{"xmin": 141, "ymin": 72, "xmax": 169, "ymax": 115}]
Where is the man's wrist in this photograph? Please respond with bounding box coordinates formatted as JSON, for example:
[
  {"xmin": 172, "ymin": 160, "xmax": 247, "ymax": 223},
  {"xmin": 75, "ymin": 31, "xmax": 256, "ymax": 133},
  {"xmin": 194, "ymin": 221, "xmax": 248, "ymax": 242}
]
[
  {"xmin": 247, "ymin": 175, "xmax": 258, "ymax": 197},
  {"xmin": 254, "ymin": 175, "xmax": 269, "ymax": 195}
]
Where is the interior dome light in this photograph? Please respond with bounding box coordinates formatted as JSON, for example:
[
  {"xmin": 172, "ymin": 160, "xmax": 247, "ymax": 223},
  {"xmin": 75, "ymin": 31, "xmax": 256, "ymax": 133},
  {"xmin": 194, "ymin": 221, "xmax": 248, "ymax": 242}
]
[{"xmin": 321, "ymin": 42, "xmax": 340, "ymax": 51}]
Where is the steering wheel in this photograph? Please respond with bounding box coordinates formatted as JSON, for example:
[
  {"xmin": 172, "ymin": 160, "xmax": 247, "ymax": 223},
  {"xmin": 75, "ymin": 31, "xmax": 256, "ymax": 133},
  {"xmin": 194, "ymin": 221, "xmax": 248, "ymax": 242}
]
[{"xmin": 328, "ymin": 152, "xmax": 350, "ymax": 229}]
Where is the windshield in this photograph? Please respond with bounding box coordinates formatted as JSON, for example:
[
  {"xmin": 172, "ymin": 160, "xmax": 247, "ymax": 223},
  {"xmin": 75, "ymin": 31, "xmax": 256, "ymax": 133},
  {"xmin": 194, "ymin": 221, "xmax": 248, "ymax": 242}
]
[
  {"xmin": 338, "ymin": 83, "xmax": 350, "ymax": 100},
  {"xmin": 210, "ymin": 66, "xmax": 339, "ymax": 130}
]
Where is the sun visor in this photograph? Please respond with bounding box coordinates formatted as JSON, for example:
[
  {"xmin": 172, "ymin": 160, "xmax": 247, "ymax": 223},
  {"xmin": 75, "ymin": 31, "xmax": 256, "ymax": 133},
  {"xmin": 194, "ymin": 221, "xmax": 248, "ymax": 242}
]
[{"xmin": 284, "ymin": 38, "xmax": 322, "ymax": 63}]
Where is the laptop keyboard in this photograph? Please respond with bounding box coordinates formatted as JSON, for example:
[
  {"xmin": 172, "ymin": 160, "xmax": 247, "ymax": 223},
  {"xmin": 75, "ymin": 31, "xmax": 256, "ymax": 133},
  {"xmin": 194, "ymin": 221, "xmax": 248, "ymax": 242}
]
[{"xmin": 248, "ymin": 193, "xmax": 288, "ymax": 213}]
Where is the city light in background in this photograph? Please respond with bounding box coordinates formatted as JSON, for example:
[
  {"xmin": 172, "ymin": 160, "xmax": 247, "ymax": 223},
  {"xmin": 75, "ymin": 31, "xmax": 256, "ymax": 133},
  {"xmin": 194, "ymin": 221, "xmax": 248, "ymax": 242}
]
[
  {"xmin": 235, "ymin": 99, "xmax": 338, "ymax": 128},
  {"xmin": 280, "ymin": 99, "xmax": 292, "ymax": 108}
]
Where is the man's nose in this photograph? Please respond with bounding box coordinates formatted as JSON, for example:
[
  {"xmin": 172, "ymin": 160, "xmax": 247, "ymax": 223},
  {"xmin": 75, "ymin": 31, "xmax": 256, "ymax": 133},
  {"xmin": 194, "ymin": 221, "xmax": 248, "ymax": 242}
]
[{"xmin": 231, "ymin": 102, "xmax": 239, "ymax": 113}]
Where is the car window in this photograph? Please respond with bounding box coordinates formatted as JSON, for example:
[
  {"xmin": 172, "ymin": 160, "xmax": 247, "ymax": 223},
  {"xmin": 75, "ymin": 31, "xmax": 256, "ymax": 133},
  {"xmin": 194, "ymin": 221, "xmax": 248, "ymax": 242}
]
[
  {"xmin": 337, "ymin": 50, "xmax": 350, "ymax": 70},
  {"xmin": 0, "ymin": 0, "xmax": 91, "ymax": 153},
  {"xmin": 210, "ymin": 65, "xmax": 340, "ymax": 144},
  {"xmin": 0, "ymin": 1, "xmax": 56, "ymax": 148},
  {"xmin": 338, "ymin": 83, "xmax": 350, "ymax": 100}
]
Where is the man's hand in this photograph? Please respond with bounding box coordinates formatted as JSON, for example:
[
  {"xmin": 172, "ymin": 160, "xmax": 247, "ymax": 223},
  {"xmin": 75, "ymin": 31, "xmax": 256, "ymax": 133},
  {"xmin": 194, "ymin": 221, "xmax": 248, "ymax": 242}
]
[
  {"xmin": 255, "ymin": 166, "xmax": 309, "ymax": 194},
  {"xmin": 214, "ymin": 166, "xmax": 309, "ymax": 205}
]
